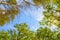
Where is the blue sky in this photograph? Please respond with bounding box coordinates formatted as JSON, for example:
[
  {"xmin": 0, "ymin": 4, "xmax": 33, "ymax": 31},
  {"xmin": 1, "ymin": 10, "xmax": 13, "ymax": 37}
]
[{"xmin": 0, "ymin": 0, "xmax": 44, "ymax": 31}]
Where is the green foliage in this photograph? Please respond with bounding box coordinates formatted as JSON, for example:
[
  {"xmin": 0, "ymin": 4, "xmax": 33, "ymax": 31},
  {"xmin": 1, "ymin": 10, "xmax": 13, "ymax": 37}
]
[
  {"xmin": 36, "ymin": 27, "xmax": 56, "ymax": 40},
  {"xmin": 14, "ymin": 23, "xmax": 38, "ymax": 40},
  {"xmin": 0, "ymin": 0, "xmax": 60, "ymax": 28},
  {"xmin": 7, "ymin": 0, "xmax": 17, "ymax": 5},
  {"xmin": 0, "ymin": 0, "xmax": 19, "ymax": 26},
  {"xmin": 0, "ymin": 30, "xmax": 10, "ymax": 40},
  {"xmin": 0, "ymin": 0, "xmax": 60, "ymax": 39},
  {"xmin": 33, "ymin": 0, "xmax": 50, "ymax": 6},
  {"xmin": 0, "ymin": 9, "xmax": 18, "ymax": 26},
  {"xmin": 0, "ymin": 23, "xmax": 60, "ymax": 40},
  {"xmin": 32, "ymin": 0, "xmax": 60, "ymax": 27},
  {"xmin": 8, "ymin": 30, "xmax": 18, "ymax": 40},
  {"xmin": 0, "ymin": 0, "xmax": 60, "ymax": 40},
  {"xmin": 38, "ymin": 0, "xmax": 60, "ymax": 28}
]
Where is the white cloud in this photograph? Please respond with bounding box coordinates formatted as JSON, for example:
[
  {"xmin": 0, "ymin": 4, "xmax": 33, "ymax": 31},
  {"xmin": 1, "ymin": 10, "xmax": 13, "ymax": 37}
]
[{"xmin": 30, "ymin": 6, "xmax": 44, "ymax": 21}]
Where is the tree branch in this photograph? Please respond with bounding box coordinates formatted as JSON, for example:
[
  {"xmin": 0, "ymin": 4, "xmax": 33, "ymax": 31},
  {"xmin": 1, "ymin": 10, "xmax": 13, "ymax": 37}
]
[{"xmin": 0, "ymin": 2, "xmax": 22, "ymax": 8}]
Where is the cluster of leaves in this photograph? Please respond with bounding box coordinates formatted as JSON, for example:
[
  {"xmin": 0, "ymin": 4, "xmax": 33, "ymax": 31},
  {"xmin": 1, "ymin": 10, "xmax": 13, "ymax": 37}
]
[
  {"xmin": 33, "ymin": 0, "xmax": 50, "ymax": 6},
  {"xmin": 36, "ymin": 27, "xmax": 60, "ymax": 40},
  {"xmin": 33, "ymin": 0, "xmax": 60, "ymax": 27},
  {"xmin": 0, "ymin": 0, "xmax": 19, "ymax": 26},
  {"xmin": 0, "ymin": 23, "xmax": 60, "ymax": 40},
  {"xmin": 7, "ymin": 0, "xmax": 17, "ymax": 5}
]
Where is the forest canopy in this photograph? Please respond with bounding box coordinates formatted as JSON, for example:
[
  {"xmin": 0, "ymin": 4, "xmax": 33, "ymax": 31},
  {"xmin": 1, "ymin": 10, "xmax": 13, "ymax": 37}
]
[
  {"xmin": 0, "ymin": 0, "xmax": 60, "ymax": 40},
  {"xmin": 0, "ymin": 23, "xmax": 60, "ymax": 40},
  {"xmin": 0, "ymin": 0, "xmax": 60, "ymax": 28}
]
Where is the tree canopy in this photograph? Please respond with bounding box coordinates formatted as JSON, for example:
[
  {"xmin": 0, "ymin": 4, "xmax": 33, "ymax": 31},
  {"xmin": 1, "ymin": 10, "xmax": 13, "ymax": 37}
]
[
  {"xmin": 0, "ymin": 23, "xmax": 60, "ymax": 40},
  {"xmin": 0, "ymin": 0, "xmax": 60, "ymax": 39},
  {"xmin": 0, "ymin": 0, "xmax": 19, "ymax": 26},
  {"xmin": 0, "ymin": 0, "xmax": 60, "ymax": 28}
]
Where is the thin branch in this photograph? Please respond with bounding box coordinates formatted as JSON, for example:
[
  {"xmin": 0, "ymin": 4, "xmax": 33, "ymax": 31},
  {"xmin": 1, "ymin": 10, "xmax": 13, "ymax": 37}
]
[
  {"xmin": 0, "ymin": 1, "xmax": 39, "ymax": 10},
  {"xmin": 23, "ymin": 0, "xmax": 37, "ymax": 6},
  {"xmin": 0, "ymin": 2, "xmax": 22, "ymax": 8}
]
